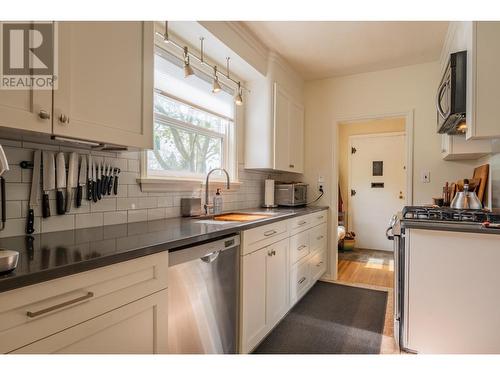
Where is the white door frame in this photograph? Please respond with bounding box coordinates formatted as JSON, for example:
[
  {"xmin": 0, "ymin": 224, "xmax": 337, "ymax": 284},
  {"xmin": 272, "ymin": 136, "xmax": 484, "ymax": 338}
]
[
  {"xmin": 326, "ymin": 110, "xmax": 414, "ymax": 281},
  {"xmin": 347, "ymin": 131, "xmax": 407, "ymax": 242}
]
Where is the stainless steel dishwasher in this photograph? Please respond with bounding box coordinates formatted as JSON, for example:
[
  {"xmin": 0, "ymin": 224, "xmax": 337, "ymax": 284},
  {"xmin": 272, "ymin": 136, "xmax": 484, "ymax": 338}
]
[{"xmin": 167, "ymin": 233, "xmax": 240, "ymax": 354}]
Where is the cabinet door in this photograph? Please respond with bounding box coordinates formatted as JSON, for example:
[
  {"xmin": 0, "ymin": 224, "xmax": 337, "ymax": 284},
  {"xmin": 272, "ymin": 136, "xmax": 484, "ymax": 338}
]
[
  {"xmin": 266, "ymin": 238, "xmax": 289, "ymax": 328},
  {"xmin": 274, "ymin": 83, "xmax": 290, "ymax": 171},
  {"xmin": 241, "ymin": 248, "xmax": 267, "ymax": 353},
  {"xmin": 11, "ymin": 289, "xmax": 168, "ymax": 354},
  {"xmin": 288, "ymin": 101, "xmax": 304, "ymax": 173},
  {"xmin": 0, "ymin": 84, "xmax": 52, "ymax": 134},
  {"xmin": 53, "ymin": 22, "xmax": 153, "ymax": 149}
]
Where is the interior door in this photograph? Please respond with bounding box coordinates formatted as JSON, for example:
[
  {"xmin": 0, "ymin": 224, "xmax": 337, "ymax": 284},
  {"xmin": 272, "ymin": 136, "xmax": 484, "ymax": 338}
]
[
  {"xmin": 53, "ymin": 22, "xmax": 153, "ymax": 149},
  {"xmin": 349, "ymin": 133, "xmax": 406, "ymax": 251}
]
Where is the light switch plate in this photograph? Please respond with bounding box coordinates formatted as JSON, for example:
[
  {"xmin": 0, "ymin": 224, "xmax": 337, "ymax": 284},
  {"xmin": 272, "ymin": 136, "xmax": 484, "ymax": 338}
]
[{"xmin": 421, "ymin": 171, "xmax": 430, "ymax": 183}]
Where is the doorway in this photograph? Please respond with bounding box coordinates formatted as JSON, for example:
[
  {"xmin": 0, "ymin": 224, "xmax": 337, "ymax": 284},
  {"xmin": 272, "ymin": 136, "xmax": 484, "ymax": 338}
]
[{"xmin": 336, "ymin": 117, "xmax": 407, "ymax": 288}]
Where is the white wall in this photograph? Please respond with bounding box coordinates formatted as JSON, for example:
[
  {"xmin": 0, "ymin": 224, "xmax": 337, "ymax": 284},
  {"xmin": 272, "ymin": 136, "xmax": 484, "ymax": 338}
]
[{"xmin": 304, "ymin": 61, "xmax": 477, "ymax": 278}]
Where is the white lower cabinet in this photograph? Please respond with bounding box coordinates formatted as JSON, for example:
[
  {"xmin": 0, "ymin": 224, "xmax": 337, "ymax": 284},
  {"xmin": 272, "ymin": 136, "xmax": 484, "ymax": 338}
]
[
  {"xmin": 240, "ymin": 211, "xmax": 328, "ymax": 353},
  {"xmin": 0, "ymin": 252, "xmax": 168, "ymax": 354},
  {"xmin": 240, "ymin": 238, "xmax": 289, "ymax": 354},
  {"xmin": 11, "ymin": 289, "xmax": 168, "ymax": 354}
]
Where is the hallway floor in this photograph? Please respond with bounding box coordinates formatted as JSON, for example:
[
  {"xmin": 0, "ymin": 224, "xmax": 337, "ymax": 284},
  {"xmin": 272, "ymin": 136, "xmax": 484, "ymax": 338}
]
[{"xmin": 336, "ymin": 248, "xmax": 399, "ymax": 354}]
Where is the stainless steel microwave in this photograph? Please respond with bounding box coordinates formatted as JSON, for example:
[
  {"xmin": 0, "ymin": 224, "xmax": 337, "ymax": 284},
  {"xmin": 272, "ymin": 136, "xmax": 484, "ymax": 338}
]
[
  {"xmin": 436, "ymin": 50, "xmax": 467, "ymax": 134},
  {"xmin": 275, "ymin": 183, "xmax": 308, "ymax": 207}
]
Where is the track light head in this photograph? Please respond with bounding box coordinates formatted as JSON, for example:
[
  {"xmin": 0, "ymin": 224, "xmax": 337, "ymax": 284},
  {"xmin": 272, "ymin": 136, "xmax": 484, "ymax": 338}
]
[
  {"xmin": 234, "ymin": 82, "xmax": 243, "ymax": 106},
  {"xmin": 212, "ymin": 66, "xmax": 221, "ymax": 93},
  {"xmin": 183, "ymin": 46, "xmax": 194, "ymax": 78}
]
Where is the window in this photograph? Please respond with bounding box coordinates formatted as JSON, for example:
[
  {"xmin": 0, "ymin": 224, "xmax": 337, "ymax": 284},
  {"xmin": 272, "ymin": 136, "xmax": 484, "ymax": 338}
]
[{"xmin": 144, "ymin": 49, "xmax": 237, "ymax": 182}]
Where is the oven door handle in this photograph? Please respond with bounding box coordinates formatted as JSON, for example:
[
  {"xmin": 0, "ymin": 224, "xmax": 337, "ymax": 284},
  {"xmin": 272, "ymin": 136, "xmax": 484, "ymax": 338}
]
[
  {"xmin": 436, "ymin": 79, "xmax": 449, "ymax": 119},
  {"xmin": 386, "ymin": 226, "xmax": 394, "ymax": 240}
]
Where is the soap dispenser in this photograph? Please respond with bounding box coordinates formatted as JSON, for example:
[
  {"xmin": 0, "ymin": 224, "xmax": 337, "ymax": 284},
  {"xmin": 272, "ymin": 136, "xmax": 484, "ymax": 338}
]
[{"xmin": 213, "ymin": 188, "xmax": 223, "ymax": 214}]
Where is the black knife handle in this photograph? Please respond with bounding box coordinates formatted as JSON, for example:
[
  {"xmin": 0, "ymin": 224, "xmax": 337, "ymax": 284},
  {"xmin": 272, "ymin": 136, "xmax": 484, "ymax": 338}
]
[
  {"xmin": 107, "ymin": 176, "xmax": 114, "ymax": 195},
  {"xmin": 92, "ymin": 181, "xmax": 98, "ymax": 203},
  {"xmin": 42, "ymin": 193, "xmax": 50, "ymax": 218},
  {"xmin": 26, "ymin": 208, "xmax": 35, "ymax": 234},
  {"xmin": 87, "ymin": 179, "xmax": 92, "ymax": 201},
  {"xmin": 1, "ymin": 177, "xmax": 6, "ymax": 226},
  {"xmin": 113, "ymin": 175, "xmax": 119, "ymax": 195},
  {"xmin": 76, "ymin": 185, "xmax": 82, "ymax": 207},
  {"xmin": 101, "ymin": 176, "xmax": 107, "ymax": 196},
  {"xmin": 96, "ymin": 178, "xmax": 102, "ymax": 200},
  {"xmin": 56, "ymin": 191, "xmax": 65, "ymax": 215}
]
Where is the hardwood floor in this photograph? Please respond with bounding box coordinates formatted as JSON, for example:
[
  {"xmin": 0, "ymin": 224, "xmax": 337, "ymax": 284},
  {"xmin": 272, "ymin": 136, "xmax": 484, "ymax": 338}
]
[
  {"xmin": 337, "ymin": 248, "xmax": 394, "ymax": 288},
  {"xmin": 335, "ymin": 248, "xmax": 399, "ymax": 354}
]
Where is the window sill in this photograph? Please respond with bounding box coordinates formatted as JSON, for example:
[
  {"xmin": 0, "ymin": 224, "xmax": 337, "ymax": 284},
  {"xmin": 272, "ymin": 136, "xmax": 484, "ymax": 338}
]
[{"xmin": 137, "ymin": 177, "xmax": 242, "ymax": 193}]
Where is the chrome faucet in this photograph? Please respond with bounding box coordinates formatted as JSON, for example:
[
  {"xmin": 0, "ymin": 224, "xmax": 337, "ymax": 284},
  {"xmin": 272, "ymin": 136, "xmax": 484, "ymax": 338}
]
[{"xmin": 204, "ymin": 168, "xmax": 231, "ymax": 215}]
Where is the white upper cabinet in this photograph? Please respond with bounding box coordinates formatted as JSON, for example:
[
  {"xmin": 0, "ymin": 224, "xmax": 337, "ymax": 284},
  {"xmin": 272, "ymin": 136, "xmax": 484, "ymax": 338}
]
[
  {"xmin": 0, "ymin": 89, "xmax": 52, "ymax": 135},
  {"xmin": 53, "ymin": 22, "xmax": 153, "ymax": 149},
  {"xmin": 245, "ymin": 53, "xmax": 304, "ymax": 173},
  {"xmin": 466, "ymin": 22, "xmax": 500, "ymax": 140}
]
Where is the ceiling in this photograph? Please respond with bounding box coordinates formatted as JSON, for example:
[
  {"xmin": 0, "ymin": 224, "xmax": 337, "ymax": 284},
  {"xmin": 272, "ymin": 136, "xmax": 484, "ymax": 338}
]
[{"xmin": 242, "ymin": 21, "xmax": 449, "ymax": 80}]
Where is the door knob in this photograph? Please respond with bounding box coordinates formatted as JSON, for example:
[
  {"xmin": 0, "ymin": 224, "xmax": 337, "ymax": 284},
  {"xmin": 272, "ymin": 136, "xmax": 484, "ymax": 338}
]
[
  {"xmin": 59, "ymin": 114, "xmax": 70, "ymax": 124},
  {"xmin": 38, "ymin": 110, "xmax": 51, "ymax": 120}
]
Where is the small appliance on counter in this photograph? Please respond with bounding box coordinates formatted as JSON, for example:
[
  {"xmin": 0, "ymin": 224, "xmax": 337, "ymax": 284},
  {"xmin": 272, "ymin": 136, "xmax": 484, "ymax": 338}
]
[
  {"xmin": 181, "ymin": 198, "xmax": 202, "ymax": 217},
  {"xmin": 275, "ymin": 182, "xmax": 308, "ymax": 207}
]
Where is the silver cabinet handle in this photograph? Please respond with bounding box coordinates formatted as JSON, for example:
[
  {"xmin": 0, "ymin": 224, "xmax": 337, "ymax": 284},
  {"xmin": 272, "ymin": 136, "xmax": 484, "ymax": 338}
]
[
  {"xmin": 298, "ymin": 277, "xmax": 306, "ymax": 285},
  {"xmin": 297, "ymin": 245, "xmax": 307, "ymax": 251},
  {"xmin": 264, "ymin": 230, "xmax": 277, "ymax": 236},
  {"xmin": 59, "ymin": 114, "xmax": 70, "ymax": 124},
  {"xmin": 38, "ymin": 110, "xmax": 51, "ymax": 120},
  {"xmin": 316, "ymin": 235, "xmax": 324, "ymax": 240},
  {"xmin": 268, "ymin": 249, "xmax": 277, "ymax": 256},
  {"xmin": 26, "ymin": 291, "xmax": 94, "ymax": 318},
  {"xmin": 317, "ymin": 261, "xmax": 324, "ymax": 267},
  {"xmin": 317, "ymin": 215, "xmax": 324, "ymax": 220},
  {"xmin": 289, "ymin": 164, "xmax": 294, "ymax": 168},
  {"xmin": 298, "ymin": 221, "xmax": 307, "ymax": 226}
]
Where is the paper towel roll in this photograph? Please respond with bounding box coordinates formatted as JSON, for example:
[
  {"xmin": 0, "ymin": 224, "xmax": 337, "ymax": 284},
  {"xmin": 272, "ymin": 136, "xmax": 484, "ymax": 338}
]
[{"xmin": 264, "ymin": 179, "xmax": 275, "ymax": 207}]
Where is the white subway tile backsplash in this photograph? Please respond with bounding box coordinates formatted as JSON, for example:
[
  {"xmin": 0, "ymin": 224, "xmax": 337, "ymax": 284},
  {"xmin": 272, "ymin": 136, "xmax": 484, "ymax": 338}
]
[
  {"xmin": 103, "ymin": 211, "xmax": 128, "ymax": 225},
  {"xmin": 128, "ymin": 209, "xmax": 148, "ymax": 223},
  {"xmin": 0, "ymin": 139, "xmax": 299, "ymax": 237}
]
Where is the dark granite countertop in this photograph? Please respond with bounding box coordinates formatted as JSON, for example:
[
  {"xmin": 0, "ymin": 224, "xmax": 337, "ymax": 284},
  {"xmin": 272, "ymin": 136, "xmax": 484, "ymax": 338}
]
[
  {"xmin": 401, "ymin": 219, "xmax": 500, "ymax": 235},
  {"xmin": 0, "ymin": 206, "xmax": 328, "ymax": 293}
]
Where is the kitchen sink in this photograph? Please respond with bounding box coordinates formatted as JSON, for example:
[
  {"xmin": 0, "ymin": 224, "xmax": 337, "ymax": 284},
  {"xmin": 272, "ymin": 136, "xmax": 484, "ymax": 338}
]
[{"xmin": 194, "ymin": 212, "xmax": 274, "ymax": 224}]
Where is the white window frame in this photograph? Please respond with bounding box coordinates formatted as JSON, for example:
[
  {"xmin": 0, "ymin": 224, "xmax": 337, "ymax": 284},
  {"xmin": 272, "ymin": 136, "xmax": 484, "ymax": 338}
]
[{"xmin": 139, "ymin": 92, "xmax": 239, "ymax": 192}]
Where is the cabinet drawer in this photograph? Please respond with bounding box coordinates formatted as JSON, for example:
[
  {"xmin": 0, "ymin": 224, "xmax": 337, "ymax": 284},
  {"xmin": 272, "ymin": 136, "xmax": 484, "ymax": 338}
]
[
  {"xmin": 242, "ymin": 220, "xmax": 288, "ymax": 255},
  {"xmin": 310, "ymin": 249, "xmax": 327, "ymax": 282},
  {"xmin": 0, "ymin": 252, "xmax": 168, "ymax": 353},
  {"xmin": 290, "ymin": 257, "xmax": 311, "ymax": 305},
  {"xmin": 289, "ymin": 214, "xmax": 313, "ymax": 232},
  {"xmin": 290, "ymin": 231, "xmax": 309, "ymax": 265},
  {"xmin": 310, "ymin": 223, "xmax": 327, "ymax": 252},
  {"xmin": 311, "ymin": 211, "xmax": 327, "ymax": 227}
]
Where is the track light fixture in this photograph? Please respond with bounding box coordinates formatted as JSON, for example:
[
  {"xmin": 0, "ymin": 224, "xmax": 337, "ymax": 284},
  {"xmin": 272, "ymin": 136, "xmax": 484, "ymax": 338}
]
[
  {"xmin": 163, "ymin": 21, "xmax": 169, "ymax": 43},
  {"xmin": 234, "ymin": 82, "xmax": 243, "ymax": 106},
  {"xmin": 183, "ymin": 46, "xmax": 194, "ymax": 77},
  {"xmin": 212, "ymin": 66, "xmax": 222, "ymax": 93}
]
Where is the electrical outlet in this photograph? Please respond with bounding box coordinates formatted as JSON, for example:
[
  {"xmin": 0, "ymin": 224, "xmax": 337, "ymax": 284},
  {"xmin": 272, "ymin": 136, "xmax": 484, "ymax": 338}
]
[
  {"xmin": 421, "ymin": 171, "xmax": 431, "ymax": 183},
  {"xmin": 318, "ymin": 175, "xmax": 325, "ymax": 191}
]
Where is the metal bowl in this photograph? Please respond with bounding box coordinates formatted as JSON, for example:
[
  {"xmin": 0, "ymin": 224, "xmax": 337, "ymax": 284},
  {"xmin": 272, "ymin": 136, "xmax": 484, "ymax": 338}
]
[{"xmin": 0, "ymin": 250, "xmax": 19, "ymax": 273}]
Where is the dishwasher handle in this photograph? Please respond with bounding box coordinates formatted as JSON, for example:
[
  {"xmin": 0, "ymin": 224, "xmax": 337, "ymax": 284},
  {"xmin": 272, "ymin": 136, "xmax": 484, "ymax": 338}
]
[{"xmin": 200, "ymin": 250, "xmax": 221, "ymax": 263}]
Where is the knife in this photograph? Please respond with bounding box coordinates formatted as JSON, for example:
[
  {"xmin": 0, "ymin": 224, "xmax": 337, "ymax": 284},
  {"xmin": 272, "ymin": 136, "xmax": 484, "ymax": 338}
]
[
  {"xmin": 107, "ymin": 166, "xmax": 114, "ymax": 195},
  {"xmin": 76, "ymin": 155, "xmax": 87, "ymax": 208},
  {"xmin": 56, "ymin": 152, "xmax": 66, "ymax": 215},
  {"xmin": 65, "ymin": 152, "xmax": 78, "ymax": 212},
  {"xmin": 42, "ymin": 151, "xmax": 55, "ymax": 218},
  {"xmin": 26, "ymin": 150, "xmax": 41, "ymax": 234},
  {"xmin": 87, "ymin": 155, "xmax": 93, "ymax": 201},
  {"xmin": 92, "ymin": 158, "xmax": 98, "ymax": 203},
  {"xmin": 113, "ymin": 168, "xmax": 120, "ymax": 195},
  {"xmin": 96, "ymin": 162, "xmax": 102, "ymax": 200},
  {"xmin": 103, "ymin": 165, "xmax": 111, "ymax": 196}
]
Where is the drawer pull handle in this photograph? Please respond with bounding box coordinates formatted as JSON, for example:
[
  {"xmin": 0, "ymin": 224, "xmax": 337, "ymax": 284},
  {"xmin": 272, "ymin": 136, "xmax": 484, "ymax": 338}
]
[
  {"xmin": 298, "ymin": 277, "xmax": 306, "ymax": 285},
  {"xmin": 316, "ymin": 235, "xmax": 324, "ymax": 240},
  {"xmin": 26, "ymin": 292, "xmax": 94, "ymax": 318},
  {"xmin": 317, "ymin": 215, "xmax": 324, "ymax": 220},
  {"xmin": 317, "ymin": 261, "xmax": 324, "ymax": 267},
  {"xmin": 268, "ymin": 249, "xmax": 276, "ymax": 256},
  {"xmin": 264, "ymin": 230, "xmax": 277, "ymax": 236},
  {"xmin": 298, "ymin": 221, "xmax": 307, "ymax": 226},
  {"xmin": 297, "ymin": 245, "xmax": 307, "ymax": 251}
]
